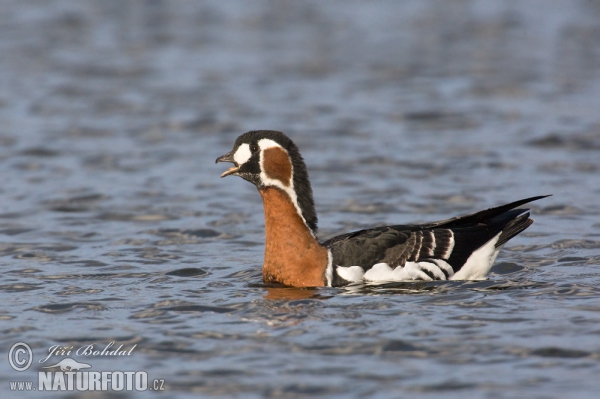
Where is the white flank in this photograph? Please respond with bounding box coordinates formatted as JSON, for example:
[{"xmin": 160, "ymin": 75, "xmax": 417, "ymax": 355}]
[
  {"xmin": 430, "ymin": 258, "xmax": 454, "ymax": 278},
  {"xmin": 417, "ymin": 261, "xmax": 446, "ymax": 280},
  {"xmin": 336, "ymin": 265, "xmax": 365, "ymax": 283},
  {"xmin": 393, "ymin": 261, "xmax": 434, "ymax": 281},
  {"xmin": 340, "ymin": 258, "xmax": 456, "ymax": 283},
  {"xmin": 451, "ymin": 233, "xmax": 501, "ymax": 280},
  {"xmin": 257, "ymin": 139, "xmax": 315, "ymax": 237},
  {"xmin": 233, "ymin": 143, "xmax": 252, "ymax": 165},
  {"xmin": 363, "ymin": 263, "xmax": 394, "ymax": 281}
]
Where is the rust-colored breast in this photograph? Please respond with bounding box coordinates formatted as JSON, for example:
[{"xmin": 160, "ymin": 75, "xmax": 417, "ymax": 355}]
[
  {"xmin": 262, "ymin": 147, "xmax": 292, "ymax": 186},
  {"xmin": 259, "ymin": 187, "xmax": 327, "ymax": 287}
]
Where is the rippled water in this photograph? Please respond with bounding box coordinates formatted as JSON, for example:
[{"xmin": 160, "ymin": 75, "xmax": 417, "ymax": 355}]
[{"xmin": 1, "ymin": 1, "xmax": 600, "ymax": 398}]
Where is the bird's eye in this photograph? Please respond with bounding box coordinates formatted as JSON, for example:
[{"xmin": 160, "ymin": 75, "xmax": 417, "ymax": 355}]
[{"xmin": 250, "ymin": 143, "xmax": 259, "ymax": 154}]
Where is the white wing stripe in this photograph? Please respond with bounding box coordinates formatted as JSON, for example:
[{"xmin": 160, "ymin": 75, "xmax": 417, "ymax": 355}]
[
  {"xmin": 427, "ymin": 231, "xmax": 435, "ymax": 257},
  {"xmin": 443, "ymin": 230, "xmax": 455, "ymax": 259}
]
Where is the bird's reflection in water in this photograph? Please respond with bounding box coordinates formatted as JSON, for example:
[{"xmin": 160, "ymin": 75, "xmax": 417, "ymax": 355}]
[{"xmin": 262, "ymin": 286, "xmax": 318, "ymax": 300}]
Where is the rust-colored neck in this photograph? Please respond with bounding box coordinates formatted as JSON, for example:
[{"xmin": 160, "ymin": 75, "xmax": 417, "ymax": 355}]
[{"xmin": 259, "ymin": 187, "xmax": 328, "ymax": 287}]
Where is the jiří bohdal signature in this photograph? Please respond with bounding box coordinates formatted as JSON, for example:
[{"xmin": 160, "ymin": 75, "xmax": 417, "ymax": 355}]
[{"xmin": 39, "ymin": 341, "xmax": 137, "ymax": 364}]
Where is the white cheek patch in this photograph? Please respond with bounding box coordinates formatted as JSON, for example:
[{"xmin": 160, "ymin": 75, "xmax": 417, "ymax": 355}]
[{"xmin": 233, "ymin": 143, "xmax": 252, "ymax": 165}]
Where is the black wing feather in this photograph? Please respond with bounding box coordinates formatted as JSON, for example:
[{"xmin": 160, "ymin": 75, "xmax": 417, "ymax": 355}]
[{"xmin": 323, "ymin": 195, "xmax": 549, "ymax": 282}]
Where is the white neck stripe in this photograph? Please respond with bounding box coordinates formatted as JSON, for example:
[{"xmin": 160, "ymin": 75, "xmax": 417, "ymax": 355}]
[{"xmin": 258, "ymin": 141, "xmax": 315, "ymax": 238}]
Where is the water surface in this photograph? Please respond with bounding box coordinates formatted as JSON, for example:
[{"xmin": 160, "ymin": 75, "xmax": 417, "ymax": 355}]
[{"xmin": 1, "ymin": 1, "xmax": 600, "ymax": 398}]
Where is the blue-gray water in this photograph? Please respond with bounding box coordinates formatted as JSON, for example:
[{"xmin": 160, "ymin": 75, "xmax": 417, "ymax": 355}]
[{"xmin": 1, "ymin": 1, "xmax": 600, "ymax": 398}]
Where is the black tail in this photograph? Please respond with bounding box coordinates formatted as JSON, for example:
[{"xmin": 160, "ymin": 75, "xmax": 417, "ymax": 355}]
[
  {"xmin": 495, "ymin": 211, "xmax": 534, "ymax": 247},
  {"xmin": 431, "ymin": 195, "xmax": 550, "ymax": 230}
]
